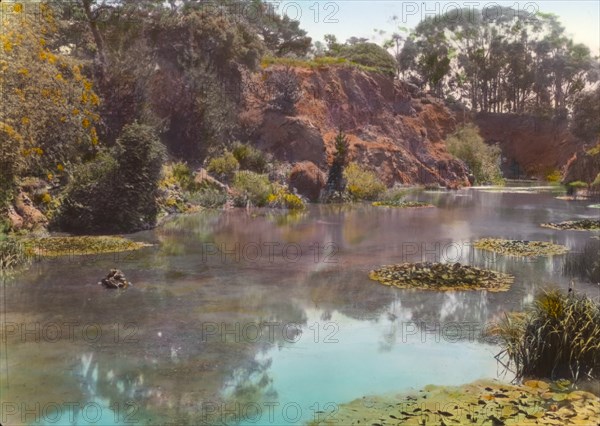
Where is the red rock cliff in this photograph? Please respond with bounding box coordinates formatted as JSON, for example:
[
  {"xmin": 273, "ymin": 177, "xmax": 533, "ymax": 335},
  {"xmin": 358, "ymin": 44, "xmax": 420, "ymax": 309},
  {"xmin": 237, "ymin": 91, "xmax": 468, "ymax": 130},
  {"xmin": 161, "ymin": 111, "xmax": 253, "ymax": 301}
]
[{"xmin": 243, "ymin": 66, "xmax": 470, "ymax": 188}]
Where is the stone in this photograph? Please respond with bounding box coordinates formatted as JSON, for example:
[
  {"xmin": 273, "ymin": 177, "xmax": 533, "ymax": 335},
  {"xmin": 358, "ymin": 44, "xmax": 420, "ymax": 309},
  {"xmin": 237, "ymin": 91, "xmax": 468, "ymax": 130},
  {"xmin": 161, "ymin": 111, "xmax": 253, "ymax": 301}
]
[
  {"xmin": 14, "ymin": 192, "xmax": 48, "ymax": 230},
  {"xmin": 99, "ymin": 269, "xmax": 130, "ymax": 289}
]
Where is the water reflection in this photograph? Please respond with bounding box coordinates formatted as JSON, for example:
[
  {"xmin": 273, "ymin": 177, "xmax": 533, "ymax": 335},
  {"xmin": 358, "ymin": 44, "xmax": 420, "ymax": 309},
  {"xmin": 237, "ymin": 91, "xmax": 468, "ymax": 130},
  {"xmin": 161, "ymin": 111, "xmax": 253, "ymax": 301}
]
[{"xmin": 1, "ymin": 187, "xmax": 598, "ymax": 425}]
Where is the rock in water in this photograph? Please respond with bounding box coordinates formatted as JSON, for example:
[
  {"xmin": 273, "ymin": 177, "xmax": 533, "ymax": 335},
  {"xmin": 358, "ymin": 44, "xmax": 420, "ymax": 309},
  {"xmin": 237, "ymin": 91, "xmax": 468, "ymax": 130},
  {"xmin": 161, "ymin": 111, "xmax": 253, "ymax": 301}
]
[{"xmin": 99, "ymin": 269, "xmax": 130, "ymax": 289}]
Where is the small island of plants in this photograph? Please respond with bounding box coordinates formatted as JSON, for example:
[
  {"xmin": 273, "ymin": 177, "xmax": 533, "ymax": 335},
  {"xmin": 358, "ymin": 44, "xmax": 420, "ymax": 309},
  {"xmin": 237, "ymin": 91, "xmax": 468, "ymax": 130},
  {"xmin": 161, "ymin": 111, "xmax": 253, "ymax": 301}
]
[
  {"xmin": 541, "ymin": 219, "xmax": 600, "ymax": 231},
  {"xmin": 474, "ymin": 238, "xmax": 569, "ymax": 257},
  {"xmin": 369, "ymin": 262, "xmax": 514, "ymax": 291}
]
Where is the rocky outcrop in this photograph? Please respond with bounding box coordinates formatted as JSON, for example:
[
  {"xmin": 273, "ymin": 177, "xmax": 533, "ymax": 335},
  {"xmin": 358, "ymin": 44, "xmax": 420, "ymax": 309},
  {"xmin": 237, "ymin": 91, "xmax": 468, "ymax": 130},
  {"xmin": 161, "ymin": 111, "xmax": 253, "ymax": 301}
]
[
  {"xmin": 289, "ymin": 161, "xmax": 326, "ymax": 201},
  {"xmin": 475, "ymin": 113, "xmax": 584, "ymax": 179},
  {"xmin": 13, "ymin": 192, "xmax": 48, "ymax": 231},
  {"xmin": 563, "ymin": 143, "xmax": 600, "ymax": 184},
  {"xmin": 244, "ymin": 66, "xmax": 470, "ymax": 188}
]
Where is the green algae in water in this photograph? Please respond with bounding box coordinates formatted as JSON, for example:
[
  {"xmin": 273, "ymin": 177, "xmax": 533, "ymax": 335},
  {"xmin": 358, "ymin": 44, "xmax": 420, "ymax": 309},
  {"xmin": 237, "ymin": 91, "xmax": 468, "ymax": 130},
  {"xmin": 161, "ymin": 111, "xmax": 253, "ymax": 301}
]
[
  {"xmin": 369, "ymin": 262, "xmax": 513, "ymax": 292},
  {"xmin": 474, "ymin": 238, "xmax": 569, "ymax": 257},
  {"xmin": 372, "ymin": 200, "xmax": 434, "ymax": 208},
  {"xmin": 23, "ymin": 236, "xmax": 151, "ymax": 257},
  {"xmin": 541, "ymin": 219, "xmax": 600, "ymax": 231}
]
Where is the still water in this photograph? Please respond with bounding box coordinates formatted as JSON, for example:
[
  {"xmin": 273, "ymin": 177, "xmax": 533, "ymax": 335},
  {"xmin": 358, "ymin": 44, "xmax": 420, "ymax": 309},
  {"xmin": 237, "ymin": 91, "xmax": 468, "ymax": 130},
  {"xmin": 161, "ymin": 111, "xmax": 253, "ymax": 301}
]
[{"xmin": 1, "ymin": 186, "xmax": 598, "ymax": 425}]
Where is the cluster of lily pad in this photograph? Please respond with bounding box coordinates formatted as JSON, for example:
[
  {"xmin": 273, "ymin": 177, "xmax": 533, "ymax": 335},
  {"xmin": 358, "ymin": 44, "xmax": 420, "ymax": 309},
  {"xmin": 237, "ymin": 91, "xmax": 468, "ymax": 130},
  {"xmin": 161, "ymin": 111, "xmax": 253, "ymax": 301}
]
[
  {"xmin": 369, "ymin": 262, "xmax": 514, "ymax": 291},
  {"xmin": 312, "ymin": 379, "xmax": 600, "ymax": 426},
  {"xmin": 474, "ymin": 238, "xmax": 569, "ymax": 257},
  {"xmin": 541, "ymin": 219, "xmax": 600, "ymax": 231},
  {"xmin": 372, "ymin": 200, "xmax": 434, "ymax": 208}
]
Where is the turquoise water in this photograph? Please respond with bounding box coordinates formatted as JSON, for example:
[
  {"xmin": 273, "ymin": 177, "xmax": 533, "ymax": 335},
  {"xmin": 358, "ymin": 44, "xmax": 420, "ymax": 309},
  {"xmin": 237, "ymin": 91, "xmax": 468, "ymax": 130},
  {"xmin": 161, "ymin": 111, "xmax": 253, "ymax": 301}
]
[{"xmin": 1, "ymin": 186, "xmax": 598, "ymax": 425}]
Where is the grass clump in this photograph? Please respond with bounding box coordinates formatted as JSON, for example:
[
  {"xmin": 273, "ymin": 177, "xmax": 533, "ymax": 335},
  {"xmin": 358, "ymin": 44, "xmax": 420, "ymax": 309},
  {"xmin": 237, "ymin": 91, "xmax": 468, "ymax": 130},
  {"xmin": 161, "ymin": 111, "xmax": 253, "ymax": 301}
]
[
  {"xmin": 344, "ymin": 163, "xmax": 386, "ymax": 201},
  {"xmin": 493, "ymin": 290, "xmax": 600, "ymax": 381},
  {"xmin": 0, "ymin": 238, "xmax": 29, "ymax": 272}
]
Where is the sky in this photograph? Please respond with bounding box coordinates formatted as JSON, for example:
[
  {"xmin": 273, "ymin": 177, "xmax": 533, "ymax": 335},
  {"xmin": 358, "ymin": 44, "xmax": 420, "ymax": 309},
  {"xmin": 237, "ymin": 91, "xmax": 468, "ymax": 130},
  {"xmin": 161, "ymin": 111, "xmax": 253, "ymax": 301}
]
[{"xmin": 274, "ymin": 1, "xmax": 600, "ymax": 55}]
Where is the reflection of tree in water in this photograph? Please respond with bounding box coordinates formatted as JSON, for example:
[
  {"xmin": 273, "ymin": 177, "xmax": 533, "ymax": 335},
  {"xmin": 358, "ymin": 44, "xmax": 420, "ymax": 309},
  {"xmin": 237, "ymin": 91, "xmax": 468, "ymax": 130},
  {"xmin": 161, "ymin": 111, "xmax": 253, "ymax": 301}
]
[{"xmin": 563, "ymin": 239, "xmax": 600, "ymax": 285}]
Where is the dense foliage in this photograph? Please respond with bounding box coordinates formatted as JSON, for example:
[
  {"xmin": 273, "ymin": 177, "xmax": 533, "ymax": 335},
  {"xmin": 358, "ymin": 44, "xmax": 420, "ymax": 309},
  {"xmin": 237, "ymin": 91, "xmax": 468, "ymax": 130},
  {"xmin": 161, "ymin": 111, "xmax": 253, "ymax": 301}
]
[
  {"xmin": 446, "ymin": 124, "xmax": 504, "ymax": 185},
  {"xmin": 322, "ymin": 35, "xmax": 398, "ymax": 76},
  {"xmin": 398, "ymin": 8, "xmax": 599, "ymax": 115},
  {"xmin": 55, "ymin": 123, "xmax": 165, "ymax": 233},
  {"xmin": 344, "ymin": 163, "xmax": 386, "ymax": 200}
]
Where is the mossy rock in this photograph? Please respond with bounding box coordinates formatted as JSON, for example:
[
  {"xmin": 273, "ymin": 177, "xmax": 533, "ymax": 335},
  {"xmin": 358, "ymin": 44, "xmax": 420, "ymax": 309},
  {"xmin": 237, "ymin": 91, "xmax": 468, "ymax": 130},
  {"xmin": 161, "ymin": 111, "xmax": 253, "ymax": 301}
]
[
  {"xmin": 22, "ymin": 236, "xmax": 151, "ymax": 257},
  {"xmin": 541, "ymin": 219, "xmax": 600, "ymax": 231},
  {"xmin": 372, "ymin": 200, "xmax": 434, "ymax": 208},
  {"xmin": 369, "ymin": 262, "xmax": 513, "ymax": 292},
  {"xmin": 474, "ymin": 238, "xmax": 569, "ymax": 257}
]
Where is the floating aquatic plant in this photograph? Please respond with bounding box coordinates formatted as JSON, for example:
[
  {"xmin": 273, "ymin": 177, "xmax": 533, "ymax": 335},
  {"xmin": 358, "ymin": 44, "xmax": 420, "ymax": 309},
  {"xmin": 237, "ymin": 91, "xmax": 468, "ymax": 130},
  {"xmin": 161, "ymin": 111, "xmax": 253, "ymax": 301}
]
[
  {"xmin": 369, "ymin": 262, "xmax": 514, "ymax": 291},
  {"xmin": 474, "ymin": 238, "xmax": 569, "ymax": 257},
  {"xmin": 541, "ymin": 219, "xmax": 600, "ymax": 231},
  {"xmin": 372, "ymin": 200, "xmax": 434, "ymax": 208},
  {"xmin": 312, "ymin": 379, "xmax": 600, "ymax": 426}
]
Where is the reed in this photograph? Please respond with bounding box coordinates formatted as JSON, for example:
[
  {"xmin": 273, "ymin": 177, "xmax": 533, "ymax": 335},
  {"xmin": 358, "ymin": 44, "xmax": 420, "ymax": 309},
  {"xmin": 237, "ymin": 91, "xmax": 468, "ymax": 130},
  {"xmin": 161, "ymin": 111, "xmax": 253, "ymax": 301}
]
[{"xmin": 493, "ymin": 289, "xmax": 600, "ymax": 382}]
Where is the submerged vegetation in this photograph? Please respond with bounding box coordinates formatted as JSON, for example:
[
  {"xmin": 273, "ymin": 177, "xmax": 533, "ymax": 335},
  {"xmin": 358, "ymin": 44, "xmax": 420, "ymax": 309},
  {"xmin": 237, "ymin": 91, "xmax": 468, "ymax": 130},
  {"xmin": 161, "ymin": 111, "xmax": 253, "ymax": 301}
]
[
  {"xmin": 493, "ymin": 290, "xmax": 600, "ymax": 382},
  {"xmin": 369, "ymin": 262, "xmax": 514, "ymax": 291},
  {"xmin": 474, "ymin": 238, "xmax": 569, "ymax": 257}
]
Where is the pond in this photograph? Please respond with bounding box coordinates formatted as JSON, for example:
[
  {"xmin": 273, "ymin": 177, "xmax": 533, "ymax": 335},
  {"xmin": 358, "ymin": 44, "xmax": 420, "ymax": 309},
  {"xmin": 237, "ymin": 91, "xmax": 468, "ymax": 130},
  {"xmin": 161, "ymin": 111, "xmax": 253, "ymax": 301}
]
[{"xmin": 1, "ymin": 186, "xmax": 598, "ymax": 425}]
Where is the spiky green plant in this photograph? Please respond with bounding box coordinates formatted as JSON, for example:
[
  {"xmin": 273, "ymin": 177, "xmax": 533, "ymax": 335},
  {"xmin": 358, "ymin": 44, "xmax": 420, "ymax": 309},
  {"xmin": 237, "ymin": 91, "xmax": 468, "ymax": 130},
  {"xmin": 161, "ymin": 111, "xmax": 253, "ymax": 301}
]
[{"xmin": 493, "ymin": 290, "xmax": 600, "ymax": 382}]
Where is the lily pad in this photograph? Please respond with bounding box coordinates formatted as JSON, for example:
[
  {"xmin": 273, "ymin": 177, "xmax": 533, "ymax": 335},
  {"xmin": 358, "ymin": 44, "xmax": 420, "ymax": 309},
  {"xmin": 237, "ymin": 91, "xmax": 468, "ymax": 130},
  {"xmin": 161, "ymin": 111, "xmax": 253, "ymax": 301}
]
[
  {"xmin": 474, "ymin": 238, "xmax": 569, "ymax": 257},
  {"xmin": 369, "ymin": 262, "xmax": 514, "ymax": 292},
  {"xmin": 312, "ymin": 380, "xmax": 600, "ymax": 426}
]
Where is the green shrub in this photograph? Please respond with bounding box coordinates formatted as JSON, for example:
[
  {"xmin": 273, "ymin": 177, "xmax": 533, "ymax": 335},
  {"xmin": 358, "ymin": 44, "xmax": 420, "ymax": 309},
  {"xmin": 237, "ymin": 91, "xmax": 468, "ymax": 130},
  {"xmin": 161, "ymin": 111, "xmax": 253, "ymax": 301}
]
[
  {"xmin": 592, "ymin": 173, "xmax": 600, "ymax": 188},
  {"xmin": 546, "ymin": 169, "xmax": 563, "ymax": 184},
  {"xmin": 267, "ymin": 185, "xmax": 305, "ymax": 210},
  {"xmin": 337, "ymin": 42, "xmax": 398, "ymax": 77},
  {"xmin": 232, "ymin": 143, "xmax": 269, "ymax": 173},
  {"xmin": 0, "ymin": 123, "xmax": 22, "ymax": 210},
  {"xmin": 493, "ymin": 290, "xmax": 600, "ymax": 381},
  {"xmin": 56, "ymin": 123, "xmax": 165, "ymax": 234},
  {"xmin": 446, "ymin": 124, "xmax": 504, "ymax": 185},
  {"xmin": 344, "ymin": 163, "xmax": 386, "ymax": 201},
  {"xmin": 171, "ymin": 162, "xmax": 198, "ymax": 192},
  {"xmin": 207, "ymin": 151, "xmax": 239, "ymax": 182},
  {"xmin": 231, "ymin": 171, "xmax": 272, "ymax": 207},
  {"xmin": 188, "ymin": 188, "xmax": 228, "ymax": 209}
]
